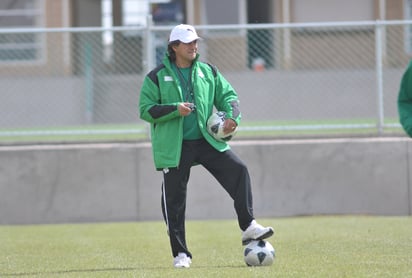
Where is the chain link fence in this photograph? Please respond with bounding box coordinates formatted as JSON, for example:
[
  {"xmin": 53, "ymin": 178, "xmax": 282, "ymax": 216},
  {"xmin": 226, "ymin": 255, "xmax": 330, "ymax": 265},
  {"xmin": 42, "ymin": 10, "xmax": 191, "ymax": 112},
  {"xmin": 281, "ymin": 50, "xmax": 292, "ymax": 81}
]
[{"xmin": 0, "ymin": 20, "xmax": 408, "ymax": 142}]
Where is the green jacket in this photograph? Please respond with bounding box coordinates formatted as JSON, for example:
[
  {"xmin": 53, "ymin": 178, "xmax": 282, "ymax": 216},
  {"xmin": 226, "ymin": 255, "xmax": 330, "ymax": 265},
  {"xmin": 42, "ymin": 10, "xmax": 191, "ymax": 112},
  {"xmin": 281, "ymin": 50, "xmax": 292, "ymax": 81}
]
[
  {"xmin": 139, "ymin": 54, "xmax": 241, "ymax": 170},
  {"xmin": 398, "ymin": 60, "xmax": 412, "ymax": 137}
]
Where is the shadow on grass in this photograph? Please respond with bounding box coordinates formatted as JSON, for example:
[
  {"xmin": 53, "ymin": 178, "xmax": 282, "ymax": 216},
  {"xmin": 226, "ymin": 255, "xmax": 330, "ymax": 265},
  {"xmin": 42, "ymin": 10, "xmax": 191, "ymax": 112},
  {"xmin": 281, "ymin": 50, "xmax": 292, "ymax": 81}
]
[
  {"xmin": 0, "ymin": 267, "xmax": 148, "ymax": 277},
  {"xmin": 1, "ymin": 264, "xmax": 246, "ymax": 276}
]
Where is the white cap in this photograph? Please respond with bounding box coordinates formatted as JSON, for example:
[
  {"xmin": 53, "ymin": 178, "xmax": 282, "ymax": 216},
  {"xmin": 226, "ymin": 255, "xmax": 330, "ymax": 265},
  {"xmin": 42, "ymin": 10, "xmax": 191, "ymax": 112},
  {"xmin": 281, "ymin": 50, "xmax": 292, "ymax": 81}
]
[{"xmin": 169, "ymin": 24, "xmax": 201, "ymax": 43}]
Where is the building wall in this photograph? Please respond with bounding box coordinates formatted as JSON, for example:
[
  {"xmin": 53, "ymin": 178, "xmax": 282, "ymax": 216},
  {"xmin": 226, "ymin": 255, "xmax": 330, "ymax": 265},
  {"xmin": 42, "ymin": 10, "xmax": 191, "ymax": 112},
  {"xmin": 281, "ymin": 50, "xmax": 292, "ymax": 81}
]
[
  {"xmin": 289, "ymin": 29, "xmax": 375, "ymax": 70},
  {"xmin": 0, "ymin": 0, "xmax": 408, "ymax": 76},
  {"xmin": 71, "ymin": 0, "xmax": 102, "ymax": 27},
  {"xmin": 196, "ymin": 0, "xmax": 408, "ymax": 71},
  {"xmin": 386, "ymin": 0, "xmax": 404, "ymax": 20},
  {"xmin": 205, "ymin": 36, "xmax": 248, "ymax": 71}
]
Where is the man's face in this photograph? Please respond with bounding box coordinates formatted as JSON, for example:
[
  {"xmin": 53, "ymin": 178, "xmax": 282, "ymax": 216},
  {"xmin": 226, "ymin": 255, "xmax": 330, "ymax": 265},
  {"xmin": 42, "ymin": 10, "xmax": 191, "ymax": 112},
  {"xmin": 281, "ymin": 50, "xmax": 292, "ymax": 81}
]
[{"xmin": 173, "ymin": 40, "xmax": 198, "ymax": 64}]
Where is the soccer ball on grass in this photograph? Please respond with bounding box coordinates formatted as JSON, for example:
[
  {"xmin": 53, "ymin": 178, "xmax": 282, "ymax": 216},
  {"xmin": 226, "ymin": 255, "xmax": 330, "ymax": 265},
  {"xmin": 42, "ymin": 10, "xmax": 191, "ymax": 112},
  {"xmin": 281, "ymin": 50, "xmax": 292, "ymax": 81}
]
[
  {"xmin": 244, "ymin": 240, "xmax": 275, "ymax": 266},
  {"xmin": 206, "ymin": 111, "xmax": 237, "ymax": 142}
]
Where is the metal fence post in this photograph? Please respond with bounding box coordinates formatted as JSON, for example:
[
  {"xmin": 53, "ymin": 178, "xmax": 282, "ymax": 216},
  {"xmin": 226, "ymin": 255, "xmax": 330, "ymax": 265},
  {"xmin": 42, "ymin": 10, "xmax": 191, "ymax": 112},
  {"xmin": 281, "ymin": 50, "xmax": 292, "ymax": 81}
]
[
  {"xmin": 84, "ymin": 41, "xmax": 94, "ymax": 124},
  {"xmin": 145, "ymin": 15, "xmax": 154, "ymax": 75},
  {"xmin": 375, "ymin": 21, "xmax": 385, "ymax": 135}
]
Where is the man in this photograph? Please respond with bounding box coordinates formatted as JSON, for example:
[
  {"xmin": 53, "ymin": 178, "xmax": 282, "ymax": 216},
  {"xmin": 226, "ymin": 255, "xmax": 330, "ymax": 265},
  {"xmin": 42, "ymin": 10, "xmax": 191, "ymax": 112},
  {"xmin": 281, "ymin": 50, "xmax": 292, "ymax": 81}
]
[
  {"xmin": 139, "ymin": 24, "xmax": 274, "ymax": 268},
  {"xmin": 398, "ymin": 60, "xmax": 412, "ymax": 137}
]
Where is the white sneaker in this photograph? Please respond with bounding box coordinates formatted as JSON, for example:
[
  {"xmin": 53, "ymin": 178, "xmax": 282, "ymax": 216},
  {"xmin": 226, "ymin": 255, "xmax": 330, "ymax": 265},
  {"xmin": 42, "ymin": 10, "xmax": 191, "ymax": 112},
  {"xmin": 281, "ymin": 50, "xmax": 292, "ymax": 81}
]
[
  {"xmin": 241, "ymin": 220, "xmax": 274, "ymax": 245},
  {"xmin": 173, "ymin": 252, "xmax": 192, "ymax": 268}
]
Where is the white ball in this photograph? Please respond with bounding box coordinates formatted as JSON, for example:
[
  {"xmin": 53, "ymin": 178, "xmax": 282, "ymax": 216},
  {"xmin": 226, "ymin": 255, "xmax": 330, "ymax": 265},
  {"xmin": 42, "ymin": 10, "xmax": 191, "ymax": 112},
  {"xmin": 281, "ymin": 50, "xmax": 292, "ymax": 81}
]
[
  {"xmin": 244, "ymin": 240, "xmax": 275, "ymax": 266},
  {"xmin": 206, "ymin": 111, "xmax": 237, "ymax": 142}
]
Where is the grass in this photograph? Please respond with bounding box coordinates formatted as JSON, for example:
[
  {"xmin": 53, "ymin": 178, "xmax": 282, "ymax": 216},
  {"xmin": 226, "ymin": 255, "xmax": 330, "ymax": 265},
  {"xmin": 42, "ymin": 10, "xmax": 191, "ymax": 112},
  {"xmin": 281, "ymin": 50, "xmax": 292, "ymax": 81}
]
[
  {"xmin": 0, "ymin": 118, "xmax": 405, "ymax": 144},
  {"xmin": 1, "ymin": 216, "xmax": 411, "ymax": 277},
  {"xmin": 0, "ymin": 124, "xmax": 149, "ymax": 144}
]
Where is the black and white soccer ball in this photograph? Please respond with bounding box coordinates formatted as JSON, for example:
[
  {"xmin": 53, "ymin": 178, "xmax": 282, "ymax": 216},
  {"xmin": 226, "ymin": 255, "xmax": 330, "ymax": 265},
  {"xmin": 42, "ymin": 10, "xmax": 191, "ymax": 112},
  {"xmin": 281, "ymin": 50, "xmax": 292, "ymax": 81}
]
[
  {"xmin": 244, "ymin": 240, "xmax": 275, "ymax": 267},
  {"xmin": 206, "ymin": 111, "xmax": 237, "ymax": 142}
]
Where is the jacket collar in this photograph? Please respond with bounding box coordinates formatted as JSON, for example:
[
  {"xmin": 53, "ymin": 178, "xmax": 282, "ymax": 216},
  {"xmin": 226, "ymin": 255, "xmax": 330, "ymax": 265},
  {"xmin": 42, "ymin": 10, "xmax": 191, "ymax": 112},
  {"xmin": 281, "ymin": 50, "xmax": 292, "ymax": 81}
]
[{"xmin": 163, "ymin": 53, "xmax": 200, "ymax": 70}]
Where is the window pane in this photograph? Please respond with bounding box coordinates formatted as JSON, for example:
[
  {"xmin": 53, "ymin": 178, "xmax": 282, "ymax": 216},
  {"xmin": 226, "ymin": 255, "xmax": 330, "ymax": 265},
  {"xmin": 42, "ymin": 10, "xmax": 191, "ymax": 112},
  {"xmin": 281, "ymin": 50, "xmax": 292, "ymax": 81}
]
[
  {"xmin": 292, "ymin": 0, "xmax": 374, "ymax": 22},
  {"xmin": 204, "ymin": 0, "xmax": 240, "ymax": 24},
  {"xmin": 0, "ymin": 0, "xmax": 43, "ymax": 62}
]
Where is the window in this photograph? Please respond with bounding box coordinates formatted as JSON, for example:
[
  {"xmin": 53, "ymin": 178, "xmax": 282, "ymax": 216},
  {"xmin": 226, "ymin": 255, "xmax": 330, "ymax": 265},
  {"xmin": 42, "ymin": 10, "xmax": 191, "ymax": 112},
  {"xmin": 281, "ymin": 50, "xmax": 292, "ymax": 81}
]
[
  {"xmin": 201, "ymin": 0, "xmax": 246, "ymax": 37},
  {"xmin": 203, "ymin": 0, "xmax": 243, "ymax": 25},
  {"xmin": 122, "ymin": 0, "xmax": 149, "ymax": 26},
  {"xmin": 292, "ymin": 0, "xmax": 374, "ymax": 22},
  {"xmin": 0, "ymin": 0, "xmax": 44, "ymax": 63}
]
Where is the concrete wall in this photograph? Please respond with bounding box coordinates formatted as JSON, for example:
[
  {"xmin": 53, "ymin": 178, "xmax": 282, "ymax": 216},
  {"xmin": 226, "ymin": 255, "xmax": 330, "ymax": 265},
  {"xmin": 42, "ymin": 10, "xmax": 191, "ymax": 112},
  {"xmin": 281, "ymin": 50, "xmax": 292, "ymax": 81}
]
[{"xmin": 0, "ymin": 137, "xmax": 411, "ymax": 225}]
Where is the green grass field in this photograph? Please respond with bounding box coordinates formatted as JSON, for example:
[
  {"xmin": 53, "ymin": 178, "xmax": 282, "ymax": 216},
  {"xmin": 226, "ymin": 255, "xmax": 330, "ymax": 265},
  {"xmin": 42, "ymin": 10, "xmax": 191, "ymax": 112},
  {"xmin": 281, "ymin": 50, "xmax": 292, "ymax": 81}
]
[
  {"xmin": 1, "ymin": 216, "xmax": 411, "ymax": 277},
  {"xmin": 0, "ymin": 118, "xmax": 404, "ymax": 144}
]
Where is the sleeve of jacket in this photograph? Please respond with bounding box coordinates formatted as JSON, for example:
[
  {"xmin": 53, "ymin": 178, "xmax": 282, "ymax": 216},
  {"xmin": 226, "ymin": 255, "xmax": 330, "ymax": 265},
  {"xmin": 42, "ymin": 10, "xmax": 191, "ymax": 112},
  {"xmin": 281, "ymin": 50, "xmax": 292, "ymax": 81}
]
[
  {"xmin": 398, "ymin": 61, "xmax": 412, "ymax": 137},
  {"xmin": 212, "ymin": 68, "xmax": 241, "ymax": 125},
  {"xmin": 139, "ymin": 75, "xmax": 181, "ymax": 123}
]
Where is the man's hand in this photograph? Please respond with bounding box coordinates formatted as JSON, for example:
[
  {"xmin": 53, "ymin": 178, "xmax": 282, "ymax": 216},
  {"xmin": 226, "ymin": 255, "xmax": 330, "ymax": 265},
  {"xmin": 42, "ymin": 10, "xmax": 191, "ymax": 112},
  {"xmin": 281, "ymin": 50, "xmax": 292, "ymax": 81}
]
[
  {"xmin": 178, "ymin": 102, "xmax": 195, "ymax": 116},
  {"xmin": 223, "ymin": 118, "xmax": 237, "ymax": 134}
]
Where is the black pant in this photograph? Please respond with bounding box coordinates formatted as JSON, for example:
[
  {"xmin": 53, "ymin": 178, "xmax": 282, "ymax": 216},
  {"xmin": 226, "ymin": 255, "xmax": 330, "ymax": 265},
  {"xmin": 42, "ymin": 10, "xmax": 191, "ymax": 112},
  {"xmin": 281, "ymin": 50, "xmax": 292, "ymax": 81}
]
[{"xmin": 161, "ymin": 139, "xmax": 254, "ymax": 258}]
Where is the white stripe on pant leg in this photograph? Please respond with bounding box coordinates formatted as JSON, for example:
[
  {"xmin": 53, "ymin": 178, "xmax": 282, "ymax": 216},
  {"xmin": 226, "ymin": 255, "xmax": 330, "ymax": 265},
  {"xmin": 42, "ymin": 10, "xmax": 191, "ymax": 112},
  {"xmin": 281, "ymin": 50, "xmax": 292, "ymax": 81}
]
[{"xmin": 162, "ymin": 168, "xmax": 170, "ymax": 235}]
